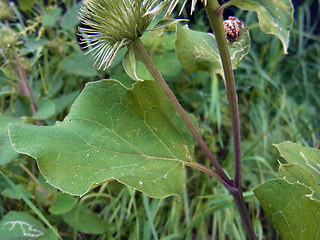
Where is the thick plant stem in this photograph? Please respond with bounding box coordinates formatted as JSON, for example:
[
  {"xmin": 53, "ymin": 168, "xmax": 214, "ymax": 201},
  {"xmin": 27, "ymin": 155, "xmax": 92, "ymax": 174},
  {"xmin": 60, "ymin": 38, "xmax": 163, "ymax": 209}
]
[
  {"xmin": 205, "ymin": 1, "xmax": 257, "ymax": 239},
  {"xmin": 205, "ymin": 0, "xmax": 242, "ymax": 190},
  {"xmin": 131, "ymin": 39, "xmax": 232, "ymax": 187}
]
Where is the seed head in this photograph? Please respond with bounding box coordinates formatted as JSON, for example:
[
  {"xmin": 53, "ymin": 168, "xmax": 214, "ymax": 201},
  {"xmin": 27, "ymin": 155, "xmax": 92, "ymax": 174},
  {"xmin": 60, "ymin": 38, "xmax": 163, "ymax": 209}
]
[{"xmin": 79, "ymin": 0, "xmax": 164, "ymax": 70}]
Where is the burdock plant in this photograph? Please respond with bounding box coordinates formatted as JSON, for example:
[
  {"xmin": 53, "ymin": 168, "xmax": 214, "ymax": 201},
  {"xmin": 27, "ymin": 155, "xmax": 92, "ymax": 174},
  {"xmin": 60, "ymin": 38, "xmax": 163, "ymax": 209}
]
[{"xmin": 9, "ymin": 0, "xmax": 297, "ymax": 239}]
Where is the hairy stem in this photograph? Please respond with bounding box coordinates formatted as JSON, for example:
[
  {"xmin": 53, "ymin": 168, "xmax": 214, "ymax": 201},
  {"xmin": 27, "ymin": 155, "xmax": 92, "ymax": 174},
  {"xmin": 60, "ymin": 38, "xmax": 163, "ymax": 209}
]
[
  {"xmin": 131, "ymin": 39, "xmax": 232, "ymax": 186},
  {"xmin": 205, "ymin": 0, "xmax": 257, "ymax": 239}
]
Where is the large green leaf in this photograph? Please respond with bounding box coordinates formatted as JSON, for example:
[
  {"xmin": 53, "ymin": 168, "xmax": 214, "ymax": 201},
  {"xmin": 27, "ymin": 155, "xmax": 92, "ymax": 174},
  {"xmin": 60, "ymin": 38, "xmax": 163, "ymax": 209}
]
[
  {"xmin": 175, "ymin": 23, "xmax": 250, "ymax": 74},
  {"xmin": 254, "ymin": 179, "xmax": 320, "ymax": 240},
  {"xmin": 9, "ymin": 80, "xmax": 195, "ymax": 198},
  {"xmin": 230, "ymin": 0, "xmax": 294, "ymax": 53}
]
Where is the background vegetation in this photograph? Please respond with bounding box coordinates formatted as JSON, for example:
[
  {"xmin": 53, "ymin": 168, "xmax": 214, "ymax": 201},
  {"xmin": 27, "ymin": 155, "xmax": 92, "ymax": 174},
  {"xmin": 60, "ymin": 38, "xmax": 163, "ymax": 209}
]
[{"xmin": 0, "ymin": 0, "xmax": 319, "ymax": 239}]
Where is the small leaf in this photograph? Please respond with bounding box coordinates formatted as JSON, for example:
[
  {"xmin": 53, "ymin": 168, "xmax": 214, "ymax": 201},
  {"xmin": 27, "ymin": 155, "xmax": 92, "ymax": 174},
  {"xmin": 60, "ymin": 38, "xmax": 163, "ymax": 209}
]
[
  {"xmin": 49, "ymin": 192, "xmax": 77, "ymax": 215},
  {"xmin": 9, "ymin": 80, "xmax": 195, "ymax": 198},
  {"xmin": 231, "ymin": 0, "xmax": 294, "ymax": 53},
  {"xmin": 122, "ymin": 46, "xmax": 143, "ymax": 81},
  {"xmin": 175, "ymin": 24, "xmax": 220, "ymax": 73},
  {"xmin": 29, "ymin": 98, "xmax": 56, "ymax": 120},
  {"xmin": 60, "ymin": 52, "xmax": 99, "ymax": 77},
  {"xmin": 53, "ymin": 91, "xmax": 79, "ymax": 115},
  {"xmin": 175, "ymin": 24, "xmax": 250, "ymax": 75},
  {"xmin": 0, "ymin": 211, "xmax": 46, "ymax": 239},
  {"xmin": 228, "ymin": 24, "xmax": 251, "ymax": 69},
  {"xmin": 62, "ymin": 204, "xmax": 108, "ymax": 234},
  {"xmin": 254, "ymin": 178, "xmax": 320, "ymax": 240}
]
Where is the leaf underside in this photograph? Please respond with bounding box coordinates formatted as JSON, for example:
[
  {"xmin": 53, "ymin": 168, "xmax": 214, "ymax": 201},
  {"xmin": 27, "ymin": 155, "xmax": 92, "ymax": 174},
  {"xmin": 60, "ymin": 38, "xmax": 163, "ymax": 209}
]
[{"xmin": 9, "ymin": 80, "xmax": 195, "ymax": 198}]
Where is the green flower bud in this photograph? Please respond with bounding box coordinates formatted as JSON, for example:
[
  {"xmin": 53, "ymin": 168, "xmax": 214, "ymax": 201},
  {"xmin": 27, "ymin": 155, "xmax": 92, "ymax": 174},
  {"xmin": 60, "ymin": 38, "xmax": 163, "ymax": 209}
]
[{"xmin": 79, "ymin": 0, "xmax": 163, "ymax": 70}]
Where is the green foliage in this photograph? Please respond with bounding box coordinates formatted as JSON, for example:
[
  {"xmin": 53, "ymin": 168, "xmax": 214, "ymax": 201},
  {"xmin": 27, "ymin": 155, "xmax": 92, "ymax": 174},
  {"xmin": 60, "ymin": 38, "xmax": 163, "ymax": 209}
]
[
  {"xmin": 62, "ymin": 203, "xmax": 109, "ymax": 234},
  {"xmin": 9, "ymin": 80, "xmax": 195, "ymax": 197},
  {"xmin": 254, "ymin": 142, "xmax": 320, "ymax": 239},
  {"xmin": 59, "ymin": 52, "xmax": 99, "ymax": 78},
  {"xmin": 122, "ymin": 47, "xmax": 143, "ymax": 81},
  {"xmin": 0, "ymin": 0, "xmax": 318, "ymax": 239},
  {"xmin": 139, "ymin": 30, "xmax": 182, "ymax": 81},
  {"xmin": 175, "ymin": 23, "xmax": 250, "ymax": 74},
  {"xmin": 49, "ymin": 192, "xmax": 77, "ymax": 215},
  {"xmin": 27, "ymin": 98, "xmax": 55, "ymax": 120}
]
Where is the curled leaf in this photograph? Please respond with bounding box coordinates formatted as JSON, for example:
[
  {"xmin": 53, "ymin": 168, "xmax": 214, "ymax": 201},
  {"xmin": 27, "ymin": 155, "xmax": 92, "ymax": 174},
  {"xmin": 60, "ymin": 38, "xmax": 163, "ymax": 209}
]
[
  {"xmin": 230, "ymin": 0, "xmax": 294, "ymax": 53},
  {"xmin": 122, "ymin": 46, "xmax": 143, "ymax": 81}
]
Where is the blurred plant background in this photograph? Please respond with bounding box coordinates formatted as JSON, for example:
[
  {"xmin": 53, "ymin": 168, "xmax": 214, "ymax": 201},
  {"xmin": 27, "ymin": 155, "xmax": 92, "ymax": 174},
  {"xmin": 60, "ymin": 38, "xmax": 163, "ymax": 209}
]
[{"xmin": 0, "ymin": 0, "xmax": 319, "ymax": 239}]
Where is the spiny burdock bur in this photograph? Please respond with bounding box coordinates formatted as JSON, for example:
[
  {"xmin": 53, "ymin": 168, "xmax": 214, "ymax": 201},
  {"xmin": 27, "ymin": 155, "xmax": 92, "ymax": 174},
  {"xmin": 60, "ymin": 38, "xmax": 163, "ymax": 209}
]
[{"xmin": 78, "ymin": 0, "xmax": 171, "ymax": 70}]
